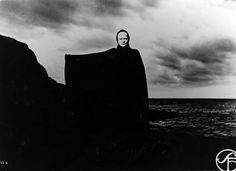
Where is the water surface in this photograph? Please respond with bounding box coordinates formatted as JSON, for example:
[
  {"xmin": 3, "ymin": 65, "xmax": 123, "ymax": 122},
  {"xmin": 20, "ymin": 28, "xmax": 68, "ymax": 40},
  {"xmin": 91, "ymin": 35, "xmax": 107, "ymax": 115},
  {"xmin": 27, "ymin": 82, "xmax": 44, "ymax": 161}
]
[{"xmin": 149, "ymin": 99, "xmax": 236, "ymax": 137}]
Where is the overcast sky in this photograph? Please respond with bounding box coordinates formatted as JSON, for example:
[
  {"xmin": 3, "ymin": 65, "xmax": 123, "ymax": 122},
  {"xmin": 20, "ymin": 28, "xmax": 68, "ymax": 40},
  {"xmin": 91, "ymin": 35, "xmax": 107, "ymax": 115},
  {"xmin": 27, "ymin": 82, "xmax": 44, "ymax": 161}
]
[{"xmin": 0, "ymin": 0, "xmax": 236, "ymax": 98}]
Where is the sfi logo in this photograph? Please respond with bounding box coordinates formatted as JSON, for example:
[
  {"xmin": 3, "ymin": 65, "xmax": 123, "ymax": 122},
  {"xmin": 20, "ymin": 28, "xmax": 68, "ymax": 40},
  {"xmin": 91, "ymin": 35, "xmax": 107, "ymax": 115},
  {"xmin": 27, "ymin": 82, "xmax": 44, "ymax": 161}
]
[{"xmin": 216, "ymin": 149, "xmax": 236, "ymax": 171}]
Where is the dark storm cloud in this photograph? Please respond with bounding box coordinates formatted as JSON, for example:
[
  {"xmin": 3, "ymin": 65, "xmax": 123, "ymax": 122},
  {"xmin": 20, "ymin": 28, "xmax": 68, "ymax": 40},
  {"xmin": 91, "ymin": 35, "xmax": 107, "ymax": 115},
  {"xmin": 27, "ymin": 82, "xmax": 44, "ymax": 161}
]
[
  {"xmin": 0, "ymin": 0, "xmax": 78, "ymax": 29},
  {"xmin": 0, "ymin": 0, "xmax": 123, "ymax": 31},
  {"xmin": 151, "ymin": 38, "xmax": 236, "ymax": 86},
  {"xmin": 0, "ymin": 0, "xmax": 158, "ymax": 31},
  {"xmin": 174, "ymin": 38, "xmax": 236, "ymax": 64},
  {"xmin": 152, "ymin": 72, "xmax": 179, "ymax": 85},
  {"xmin": 159, "ymin": 54, "xmax": 182, "ymax": 71}
]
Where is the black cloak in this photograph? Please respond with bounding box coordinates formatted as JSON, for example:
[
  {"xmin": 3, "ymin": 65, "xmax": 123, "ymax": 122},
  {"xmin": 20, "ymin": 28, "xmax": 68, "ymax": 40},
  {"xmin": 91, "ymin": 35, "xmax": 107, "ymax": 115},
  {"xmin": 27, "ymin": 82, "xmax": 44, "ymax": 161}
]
[{"xmin": 65, "ymin": 46, "xmax": 149, "ymax": 142}]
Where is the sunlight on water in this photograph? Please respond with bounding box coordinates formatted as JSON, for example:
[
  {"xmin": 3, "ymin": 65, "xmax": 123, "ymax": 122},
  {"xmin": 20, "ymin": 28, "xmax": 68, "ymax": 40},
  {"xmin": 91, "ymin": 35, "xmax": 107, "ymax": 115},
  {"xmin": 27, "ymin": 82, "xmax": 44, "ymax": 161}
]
[{"xmin": 149, "ymin": 99, "xmax": 236, "ymax": 137}]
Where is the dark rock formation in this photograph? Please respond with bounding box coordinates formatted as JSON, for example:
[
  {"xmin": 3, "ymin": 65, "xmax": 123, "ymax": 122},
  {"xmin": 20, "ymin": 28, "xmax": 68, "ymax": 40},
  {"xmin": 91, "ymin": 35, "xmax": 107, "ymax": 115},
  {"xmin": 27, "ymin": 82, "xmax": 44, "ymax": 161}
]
[{"xmin": 0, "ymin": 34, "xmax": 67, "ymax": 170}]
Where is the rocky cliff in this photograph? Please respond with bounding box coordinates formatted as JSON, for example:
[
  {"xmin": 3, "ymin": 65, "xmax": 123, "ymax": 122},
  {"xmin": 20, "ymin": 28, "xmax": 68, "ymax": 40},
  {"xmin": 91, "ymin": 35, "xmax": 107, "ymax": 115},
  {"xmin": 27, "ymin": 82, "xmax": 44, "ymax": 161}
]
[{"xmin": 0, "ymin": 35, "xmax": 66, "ymax": 169}]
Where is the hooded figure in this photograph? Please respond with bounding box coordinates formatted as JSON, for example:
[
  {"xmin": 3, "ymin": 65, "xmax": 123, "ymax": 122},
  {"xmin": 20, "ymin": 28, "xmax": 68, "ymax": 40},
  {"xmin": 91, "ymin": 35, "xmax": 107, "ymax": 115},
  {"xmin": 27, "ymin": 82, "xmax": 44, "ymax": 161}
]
[
  {"xmin": 64, "ymin": 29, "xmax": 149, "ymax": 159},
  {"xmin": 112, "ymin": 29, "xmax": 149, "ymax": 125}
]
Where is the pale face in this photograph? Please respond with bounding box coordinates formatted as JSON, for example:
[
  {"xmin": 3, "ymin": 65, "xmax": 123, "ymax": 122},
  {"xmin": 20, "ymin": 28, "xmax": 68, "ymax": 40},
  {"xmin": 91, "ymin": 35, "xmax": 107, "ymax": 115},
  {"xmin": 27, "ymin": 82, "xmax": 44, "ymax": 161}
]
[{"xmin": 117, "ymin": 32, "xmax": 129, "ymax": 47}]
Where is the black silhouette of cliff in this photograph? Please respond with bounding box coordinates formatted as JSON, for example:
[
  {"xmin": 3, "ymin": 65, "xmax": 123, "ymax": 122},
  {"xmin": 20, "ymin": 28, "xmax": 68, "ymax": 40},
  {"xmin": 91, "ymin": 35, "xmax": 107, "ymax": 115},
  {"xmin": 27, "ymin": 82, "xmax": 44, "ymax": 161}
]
[{"xmin": 0, "ymin": 35, "xmax": 66, "ymax": 168}]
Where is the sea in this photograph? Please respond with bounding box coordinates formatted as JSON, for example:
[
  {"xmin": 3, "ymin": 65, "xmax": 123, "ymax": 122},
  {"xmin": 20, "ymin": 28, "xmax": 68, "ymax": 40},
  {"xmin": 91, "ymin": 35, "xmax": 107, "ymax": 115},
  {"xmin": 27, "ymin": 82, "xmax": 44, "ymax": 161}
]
[{"xmin": 149, "ymin": 99, "xmax": 236, "ymax": 137}]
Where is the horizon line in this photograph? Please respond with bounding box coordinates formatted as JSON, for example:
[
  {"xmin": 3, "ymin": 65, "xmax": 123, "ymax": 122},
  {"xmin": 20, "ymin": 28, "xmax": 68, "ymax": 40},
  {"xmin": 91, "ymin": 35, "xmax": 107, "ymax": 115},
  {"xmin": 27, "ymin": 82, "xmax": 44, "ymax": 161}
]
[{"xmin": 149, "ymin": 97, "xmax": 236, "ymax": 100}]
